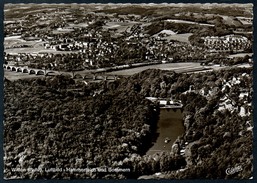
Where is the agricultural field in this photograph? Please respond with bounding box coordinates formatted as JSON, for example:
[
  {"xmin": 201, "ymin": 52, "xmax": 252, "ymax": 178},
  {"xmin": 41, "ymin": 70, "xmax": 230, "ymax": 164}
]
[
  {"xmin": 4, "ymin": 70, "xmax": 45, "ymax": 81},
  {"xmin": 107, "ymin": 62, "xmax": 204, "ymax": 76},
  {"xmin": 5, "ymin": 36, "xmax": 27, "ymax": 46},
  {"xmin": 164, "ymin": 33, "xmax": 193, "ymax": 43}
]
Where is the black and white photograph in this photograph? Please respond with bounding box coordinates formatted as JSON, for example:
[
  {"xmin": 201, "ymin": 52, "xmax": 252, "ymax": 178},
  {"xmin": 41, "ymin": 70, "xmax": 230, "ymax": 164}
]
[{"xmin": 3, "ymin": 2, "xmax": 254, "ymax": 180}]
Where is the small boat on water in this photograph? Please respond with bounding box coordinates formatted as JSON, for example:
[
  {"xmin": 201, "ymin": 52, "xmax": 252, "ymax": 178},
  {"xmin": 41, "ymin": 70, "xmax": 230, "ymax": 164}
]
[{"xmin": 164, "ymin": 137, "xmax": 171, "ymax": 144}]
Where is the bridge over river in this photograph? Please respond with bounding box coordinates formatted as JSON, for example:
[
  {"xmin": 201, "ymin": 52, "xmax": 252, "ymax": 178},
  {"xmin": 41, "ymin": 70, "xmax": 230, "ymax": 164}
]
[{"xmin": 3, "ymin": 64, "xmax": 119, "ymax": 81}]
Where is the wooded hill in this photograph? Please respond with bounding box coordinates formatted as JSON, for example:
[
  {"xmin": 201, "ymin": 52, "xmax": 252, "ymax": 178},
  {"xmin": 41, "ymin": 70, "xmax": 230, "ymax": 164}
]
[{"xmin": 4, "ymin": 67, "xmax": 252, "ymax": 179}]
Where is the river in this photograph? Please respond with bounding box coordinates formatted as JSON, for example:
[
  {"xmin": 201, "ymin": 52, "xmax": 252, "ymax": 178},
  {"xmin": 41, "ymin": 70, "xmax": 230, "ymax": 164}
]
[{"xmin": 147, "ymin": 108, "xmax": 185, "ymax": 155}]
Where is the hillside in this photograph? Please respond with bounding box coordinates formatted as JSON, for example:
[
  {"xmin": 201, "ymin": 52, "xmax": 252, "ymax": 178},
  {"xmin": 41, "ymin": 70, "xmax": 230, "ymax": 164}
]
[{"xmin": 4, "ymin": 67, "xmax": 253, "ymax": 179}]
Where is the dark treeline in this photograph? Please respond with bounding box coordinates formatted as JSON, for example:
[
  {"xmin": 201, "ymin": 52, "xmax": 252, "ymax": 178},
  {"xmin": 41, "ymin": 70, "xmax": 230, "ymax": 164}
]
[
  {"xmin": 4, "ymin": 73, "xmax": 184, "ymax": 179},
  {"xmin": 130, "ymin": 68, "xmax": 253, "ymax": 179},
  {"xmin": 4, "ymin": 66, "xmax": 252, "ymax": 179}
]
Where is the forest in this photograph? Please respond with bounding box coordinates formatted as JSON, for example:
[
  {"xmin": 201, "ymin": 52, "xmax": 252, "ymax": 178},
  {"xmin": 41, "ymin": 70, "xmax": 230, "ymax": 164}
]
[{"xmin": 4, "ymin": 66, "xmax": 252, "ymax": 179}]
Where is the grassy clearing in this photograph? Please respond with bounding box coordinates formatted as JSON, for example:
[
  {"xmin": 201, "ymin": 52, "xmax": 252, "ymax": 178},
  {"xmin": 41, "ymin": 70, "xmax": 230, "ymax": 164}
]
[
  {"xmin": 103, "ymin": 21, "xmax": 140, "ymax": 33},
  {"xmin": 165, "ymin": 33, "xmax": 193, "ymax": 43},
  {"xmin": 4, "ymin": 70, "xmax": 45, "ymax": 81},
  {"xmin": 5, "ymin": 37, "xmax": 25, "ymax": 47},
  {"xmin": 165, "ymin": 19, "xmax": 214, "ymax": 27},
  {"xmin": 52, "ymin": 28, "xmax": 75, "ymax": 34},
  {"xmin": 68, "ymin": 23, "xmax": 88, "ymax": 28},
  {"xmin": 228, "ymin": 53, "xmax": 253, "ymax": 58},
  {"xmin": 4, "ymin": 38, "xmax": 82, "ymax": 54},
  {"xmin": 220, "ymin": 15, "xmax": 243, "ymax": 27},
  {"xmin": 107, "ymin": 62, "xmax": 202, "ymax": 76},
  {"xmin": 5, "ymin": 47, "xmax": 81, "ymax": 54}
]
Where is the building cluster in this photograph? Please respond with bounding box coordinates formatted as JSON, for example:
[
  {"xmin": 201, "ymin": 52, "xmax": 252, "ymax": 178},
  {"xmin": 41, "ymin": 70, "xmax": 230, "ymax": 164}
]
[
  {"xmin": 202, "ymin": 35, "xmax": 251, "ymax": 53},
  {"xmin": 4, "ymin": 6, "xmax": 253, "ymax": 71}
]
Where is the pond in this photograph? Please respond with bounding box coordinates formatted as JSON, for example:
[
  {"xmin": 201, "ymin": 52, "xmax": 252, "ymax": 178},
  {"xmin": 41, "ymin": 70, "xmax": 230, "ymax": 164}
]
[{"xmin": 147, "ymin": 108, "xmax": 185, "ymax": 155}]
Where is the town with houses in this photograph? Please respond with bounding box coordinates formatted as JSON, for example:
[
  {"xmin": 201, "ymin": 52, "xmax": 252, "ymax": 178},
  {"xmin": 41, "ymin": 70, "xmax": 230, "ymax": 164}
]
[
  {"xmin": 4, "ymin": 3, "xmax": 253, "ymax": 71},
  {"xmin": 3, "ymin": 3, "xmax": 253, "ymax": 180}
]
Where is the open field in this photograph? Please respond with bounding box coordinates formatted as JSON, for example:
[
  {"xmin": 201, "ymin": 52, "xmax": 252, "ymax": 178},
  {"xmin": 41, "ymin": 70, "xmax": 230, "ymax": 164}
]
[
  {"xmin": 220, "ymin": 15, "xmax": 243, "ymax": 27},
  {"xmin": 165, "ymin": 19, "xmax": 214, "ymax": 27},
  {"xmin": 5, "ymin": 36, "xmax": 26, "ymax": 47},
  {"xmin": 5, "ymin": 48, "xmax": 81, "ymax": 54},
  {"xmin": 4, "ymin": 41, "xmax": 81, "ymax": 54},
  {"xmin": 107, "ymin": 62, "xmax": 204, "ymax": 76},
  {"xmin": 5, "ymin": 47, "xmax": 45, "ymax": 54},
  {"xmin": 5, "ymin": 40, "xmax": 42, "ymax": 48},
  {"xmin": 228, "ymin": 53, "xmax": 253, "ymax": 58},
  {"xmin": 165, "ymin": 33, "xmax": 193, "ymax": 43},
  {"xmin": 4, "ymin": 70, "xmax": 45, "ymax": 81},
  {"xmin": 103, "ymin": 21, "xmax": 141, "ymax": 33},
  {"xmin": 52, "ymin": 27, "xmax": 75, "ymax": 34},
  {"xmin": 68, "ymin": 23, "xmax": 88, "ymax": 28},
  {"xmin": 5, "ymin": 37, "xmax": 82, "ymax": 54},
  {"xmin": 5, "ymin": 36, "xmax": 45, "ymax": 52}
]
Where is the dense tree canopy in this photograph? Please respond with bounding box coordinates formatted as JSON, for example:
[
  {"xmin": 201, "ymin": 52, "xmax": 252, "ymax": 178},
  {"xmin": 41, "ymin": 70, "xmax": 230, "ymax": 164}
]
[{"xmin": 4, "ymin": 67, "xmax": 252, "ymax": 179}]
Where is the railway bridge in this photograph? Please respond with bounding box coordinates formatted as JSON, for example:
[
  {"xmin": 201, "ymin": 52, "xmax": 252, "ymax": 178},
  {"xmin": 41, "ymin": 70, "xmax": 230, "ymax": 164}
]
[
  {"xmin": 3, "ymin": 64, "xmax": 55, "ymax": 76},
  {"xmin": 3, "ymin": 64, "xmax": 119, "ymax": 81}
]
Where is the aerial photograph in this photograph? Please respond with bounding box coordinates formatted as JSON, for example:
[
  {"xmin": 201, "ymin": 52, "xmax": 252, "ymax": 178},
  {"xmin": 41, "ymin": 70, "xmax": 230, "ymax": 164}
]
[{"xmin": 3, "ymin": 3, "xmax": 253, "ymax": 179}]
